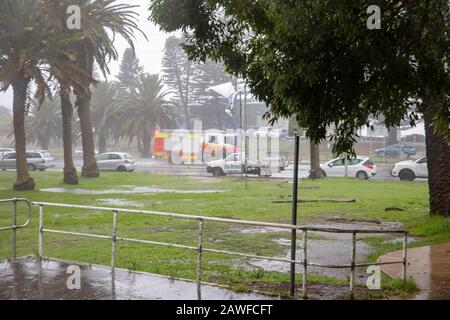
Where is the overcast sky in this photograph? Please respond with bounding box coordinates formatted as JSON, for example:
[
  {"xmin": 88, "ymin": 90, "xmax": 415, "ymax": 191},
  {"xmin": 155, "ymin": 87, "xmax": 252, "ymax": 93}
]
[{"xmin": 0, "ymin": 0, "xmax": 179, "ymax": 110}]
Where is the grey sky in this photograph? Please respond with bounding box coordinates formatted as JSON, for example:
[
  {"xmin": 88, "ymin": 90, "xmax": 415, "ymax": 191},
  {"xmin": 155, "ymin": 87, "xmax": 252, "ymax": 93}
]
[{"xmin": 0, "ymin": 0, "xmax": 178, "ymax": 110}]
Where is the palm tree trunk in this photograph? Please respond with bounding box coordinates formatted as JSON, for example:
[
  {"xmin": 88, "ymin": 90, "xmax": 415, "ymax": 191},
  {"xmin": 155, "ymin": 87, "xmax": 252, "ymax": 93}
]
[
  {"xmin": 98, "ymin": 131, "xmax": 107, "ymax": 154},
  {"xmin": 12, "ymin": 76, "xmax": 35, "ymax": 191},
  {"xmin": 423, "ymin": 99, "xmax": 450, "ymax": 217},
  {"xmin": 142, "ymin": 129, "xmax": 151, "ymax": 158},
  {"xmin": 309, "ymin": 141, "xmax": 323, "ymax": 179},
  {"xmin": 76, "ymin": 92, "xmax": 99, "ymax": 177},
  {"xmin": 60, "ymin": 88, "xmax": 79, "ymax": 185}
]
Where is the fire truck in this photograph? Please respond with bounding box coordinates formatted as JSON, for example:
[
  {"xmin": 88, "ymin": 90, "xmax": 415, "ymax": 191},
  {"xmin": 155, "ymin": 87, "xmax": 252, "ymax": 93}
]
[{"xmin": 153, "ymin": 130, "xmax": 239, "ymax": 165}]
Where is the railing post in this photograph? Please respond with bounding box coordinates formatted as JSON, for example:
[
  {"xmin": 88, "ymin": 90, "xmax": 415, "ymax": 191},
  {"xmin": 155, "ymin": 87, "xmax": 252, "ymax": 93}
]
[
  {"xmin": 12, "ymin": 198, "xmax": 17, "ymax": 260},
  {"xmin": 402, "ymin": 232, "xmax": 408, "ymax": 281},
  {"xmin": 302, "ymin": 229, "xmax": 308, "ymax": 299},
  {"xmin": 196, "ymin": 219, "xmax": 204, "ymax": 301},
  {"xmin": 111, "ymin": 210, "xmax": 119, "ymax": 269},
  {"xmin": 349, "ymin": 232, "xmax": 357, "ymax": 299},
  {"xmin": 38, "ymin": 205, "xmax": 44, "ymax": 259}
]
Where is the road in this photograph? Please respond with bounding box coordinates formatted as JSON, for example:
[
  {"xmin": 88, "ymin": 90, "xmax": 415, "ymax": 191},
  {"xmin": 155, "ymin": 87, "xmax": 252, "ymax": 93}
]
[{"xmin": 46, "ymin": 159, "xmax": 425, "ymax": 181}]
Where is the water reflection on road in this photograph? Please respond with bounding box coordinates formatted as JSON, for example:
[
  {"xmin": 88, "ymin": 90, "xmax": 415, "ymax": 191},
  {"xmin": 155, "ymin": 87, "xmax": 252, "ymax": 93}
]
[{"xmin": 379, "ymin": 243, "xmax": 450, "ymax": 300}]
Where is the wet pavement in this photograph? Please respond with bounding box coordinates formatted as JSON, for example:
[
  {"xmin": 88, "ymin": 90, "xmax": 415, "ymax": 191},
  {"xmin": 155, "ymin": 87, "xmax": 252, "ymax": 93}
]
[
  {"xmin": 379, "ymin": 243, "xmax": 450, "ymax": 300},
  {"xmin": 0, "ymin": 257, "xmax": 277, "ymax": 300},
  {"xmin": 45, "ymin": 159, "xmax": 422, "ymax": 181}
]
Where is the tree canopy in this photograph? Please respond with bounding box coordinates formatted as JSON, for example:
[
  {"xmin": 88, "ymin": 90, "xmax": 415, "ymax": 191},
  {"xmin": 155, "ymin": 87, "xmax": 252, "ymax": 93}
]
[{"xmin": 150, "ymin": 0, "xmax": 449, "ymax": 155}]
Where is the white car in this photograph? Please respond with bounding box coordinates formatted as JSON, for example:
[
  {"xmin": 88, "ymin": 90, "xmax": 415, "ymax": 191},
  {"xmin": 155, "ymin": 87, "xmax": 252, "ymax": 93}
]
[
  {"xmin": 391, "ymin": 156, "xmax": 428, "ymax": 181},
  {"xmin": 206, "ymin": 153, "xmax": 273, "ymax": 177},
  {"xmin": 96, "ymin": 152, "xmax": 136, "ymax": 172},
  {"xmin": 0, "ymin": 150, "xmax": 55, "ymax": 171},
  {"xmin": 320, "ymin": 156, "xmax": 377, "ymax": 179},
  {"xmin": 75, "ymin": 147, "xmax": 99, "ymax": 159},
  {"xmin": 0, "ymin": 148, "xmax": 14, "ymax": 158}
]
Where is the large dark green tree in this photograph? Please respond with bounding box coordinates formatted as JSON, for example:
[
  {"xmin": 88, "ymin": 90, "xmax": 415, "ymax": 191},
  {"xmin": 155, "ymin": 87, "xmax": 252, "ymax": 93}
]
[{"xmin": 150, "ymin": 0, "xmax": 450, "ymax": 217}]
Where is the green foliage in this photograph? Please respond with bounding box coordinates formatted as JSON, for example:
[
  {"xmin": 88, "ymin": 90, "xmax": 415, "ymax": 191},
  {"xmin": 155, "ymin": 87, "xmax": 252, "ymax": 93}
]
[
  {"xmin": 114, "ymin": 73, "xmax": 176, "ymax": 152},
  {"xmin": 150, "ymin": 0, "xmax": 450, "ymax": 155},
  {"xmin": 24, "ymin": 98, "xmax": 62, "ymax": 150},
  {"xmin": 116, "ymin": 47, "xmax": 144, "ymax": 93}
]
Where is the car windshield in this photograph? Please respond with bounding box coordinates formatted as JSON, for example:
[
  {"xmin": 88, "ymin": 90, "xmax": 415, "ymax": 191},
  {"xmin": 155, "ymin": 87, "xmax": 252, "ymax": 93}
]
[
  {"xmin": 125, "ymin": 154, "xmax": 134, "ymax": 160},
  {"xmin": 42, "ymin": 152, "xmax": 52, "ymax": 158}
]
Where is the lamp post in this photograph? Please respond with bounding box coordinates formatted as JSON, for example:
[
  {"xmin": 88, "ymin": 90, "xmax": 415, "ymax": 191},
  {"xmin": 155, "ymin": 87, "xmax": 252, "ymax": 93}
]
[{"xmin": 288, "ymin": 117, "xmax": 301, "ymax": 297}]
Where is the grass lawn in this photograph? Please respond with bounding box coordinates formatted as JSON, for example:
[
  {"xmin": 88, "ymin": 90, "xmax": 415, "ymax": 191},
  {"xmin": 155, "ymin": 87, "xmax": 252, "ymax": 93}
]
[{"xmin": 1, "ymin": 171, "xmax": 448, "ymax": 298}]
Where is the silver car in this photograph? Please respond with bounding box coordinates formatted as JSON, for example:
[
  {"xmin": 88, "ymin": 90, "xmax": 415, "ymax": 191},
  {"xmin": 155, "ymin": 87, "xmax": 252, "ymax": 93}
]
[
  {"xmin": 0, "ymin": 150, "xmax": 55, "ymax": 171},
  {"xmin": 96, "ymin": 152, "xmax": 136, "ymax": 172},
  {"xmin": 0, "ymin": 148, "xmax": 14, "ymax": 158}
]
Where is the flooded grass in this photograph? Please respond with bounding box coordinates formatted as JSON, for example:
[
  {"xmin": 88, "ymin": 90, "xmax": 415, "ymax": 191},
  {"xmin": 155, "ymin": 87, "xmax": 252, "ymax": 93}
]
[{"xmin": 0, "ymin": 171, "xmax": 442, "ymax": 299}]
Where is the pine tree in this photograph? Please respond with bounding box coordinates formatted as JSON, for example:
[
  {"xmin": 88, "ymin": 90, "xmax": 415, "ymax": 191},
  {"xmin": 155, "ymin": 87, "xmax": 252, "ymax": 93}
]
[
  {"xmin": 161, "ymin": 36, "xmax": 194, "ymax": 129},
  {"xmin": 116, "ymin": 48, "xmax": 144, "ymax": 93},
  {"xmin": 191, "ymin": 60, "xmax": 233, "ymax": 129}
]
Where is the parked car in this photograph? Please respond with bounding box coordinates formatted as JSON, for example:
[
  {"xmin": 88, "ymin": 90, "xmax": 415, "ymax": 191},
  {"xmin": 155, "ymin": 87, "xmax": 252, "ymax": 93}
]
[
  {"xmin": 75, "ymin": 147, "xmax": 99, "ymax": 159},
  {"xmin": 0, "ymin": 150, "xmax": 55, "ymax": 171},
  {"xmin": 0, "ymin": 148, "xmax": 14, "ymax": 158},
  {"xmin": 374, "ymin": 144, "xmax": 417, "ymax": 157},
  {"xmin": 320, "ymin": 156, "xmax": 377, "ymax": 179},
  {"xmin": 96, "ymin": 152, "xmax": 136, "ymax": 172},
  {"xmin": 391, "ymin": 156, "xmax": 428, "ymax": 181},
  {"xmin": 206, "ymin": 153, "xmax": 275, "ymax": 177}
]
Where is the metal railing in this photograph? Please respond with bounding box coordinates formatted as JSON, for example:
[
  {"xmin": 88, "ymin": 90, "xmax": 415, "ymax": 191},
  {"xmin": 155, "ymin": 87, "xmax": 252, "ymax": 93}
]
[
  {"xmin": 0, "ymin": 198, "xmax": 32, "ymax": 260},
  {"xmin": 31, "ymin": 200, "xmax": 409, "ymax": 299}
]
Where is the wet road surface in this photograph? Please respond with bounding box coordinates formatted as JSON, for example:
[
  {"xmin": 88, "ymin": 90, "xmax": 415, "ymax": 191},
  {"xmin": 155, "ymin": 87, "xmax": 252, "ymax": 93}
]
[
  {"xmin": 0, "ymin": 257, "xmax": 277, "ymax": 300},
  {"xmin": 379, "ymin": 243, "xmax": 450, "ymax": 300}
]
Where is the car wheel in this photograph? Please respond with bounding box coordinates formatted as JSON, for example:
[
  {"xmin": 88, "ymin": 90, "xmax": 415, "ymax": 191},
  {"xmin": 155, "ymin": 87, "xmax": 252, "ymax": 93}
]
[
  {"xmin": 320, "ymin": 169, "xmax": 327, "ymax": 178},
  {"xmin": 212, "ymin": 168, "xmax": 225, "ymax": 176},
  {"xmin": 117, "ymin": 166, "xmax": 127, "ymax": 172},
  {"xmin": 356, "ymin": 171, "xmax": 368, "ymax": 180},
  {"xmin": 27, "ymin": 164, "xmax": 37, "ymax": 172},
  {"xmin": 39, "ymin": 169, "xmax": 45, "ymax": 172},
  {"xmin": 399, "ymin": 169, "xmax": 415, "ymax": 181}
]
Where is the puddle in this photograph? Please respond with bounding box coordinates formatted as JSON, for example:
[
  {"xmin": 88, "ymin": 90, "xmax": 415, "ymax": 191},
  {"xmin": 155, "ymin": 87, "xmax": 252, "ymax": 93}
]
[
  {"xmin": 238, "ymin": 219, "xmax": 406, "ymax": 279},
  {"xmin": 379, "ymin": 243, "xmax": 450, "ymax": 300},
  {"xmin": 248, "ymin": 231, "xmax": 374, "ymax": 279},
  {"xmin": 235, "ymin": 227, "xmax": 286, "ymax": 234},
  {"xmin": 41, "ymin": 187, "xmax": 229, "ymax": 195},
  {"xmin": 0, "ymin": 257, "xmax": 276, "ymax": 300},
  {"xmin": 97, "ymin": 199, "xmax": 144, "ymax": 207}
]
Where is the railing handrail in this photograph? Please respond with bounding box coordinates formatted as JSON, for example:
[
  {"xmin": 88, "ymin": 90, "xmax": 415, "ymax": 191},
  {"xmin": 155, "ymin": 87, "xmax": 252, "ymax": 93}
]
[
  {"xmin": 0, "ymin": 198, "xmax": 32, "ymax": 231},
  {"xmin": 0, "ymin": 198, "xmax": 408, "ymax": 299},
  {"xmin": 32, "ymin": 201, "xmax": 408, "ymax": 234}
]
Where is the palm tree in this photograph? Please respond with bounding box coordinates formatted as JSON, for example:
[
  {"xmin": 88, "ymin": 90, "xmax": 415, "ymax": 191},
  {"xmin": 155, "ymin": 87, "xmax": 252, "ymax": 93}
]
[
  {"xmin": 0, "ymin": 0, "xmax": 77, "ymax": 190},
  {"xmin": 25, "ymin": 98, "xmax": 61, "ymax": 150},
  {"xmin": 116, "ymin": 74, "xmax": 175, "ymax": 158},
  {"xmin": 91, "ymin": 81, "xmax": 119, "ymax": 154},
  {"xmin": 71, "ymin": 0, "xmax": 145, "ymax": 177},
  {"xmin": 42, "ymin": 1, "xmax": 86, "ymax": 185}
]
